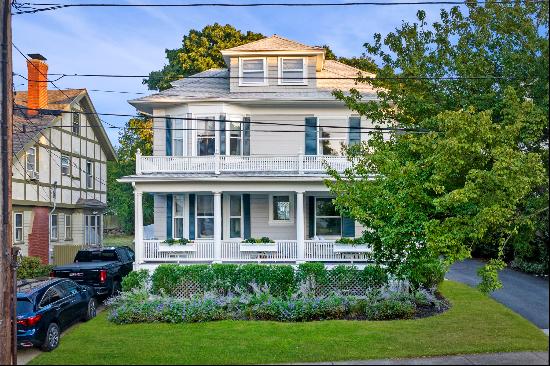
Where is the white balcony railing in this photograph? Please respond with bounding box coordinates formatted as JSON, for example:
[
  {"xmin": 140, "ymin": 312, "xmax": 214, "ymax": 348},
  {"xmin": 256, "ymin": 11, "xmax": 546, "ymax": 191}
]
[
  {"xmin": 141, "ymin": 239, "xmax": 371, "ymax": 263},
  {"xmin": 136, "ymin": 152, "xmax": 352, "ymax": 175}
]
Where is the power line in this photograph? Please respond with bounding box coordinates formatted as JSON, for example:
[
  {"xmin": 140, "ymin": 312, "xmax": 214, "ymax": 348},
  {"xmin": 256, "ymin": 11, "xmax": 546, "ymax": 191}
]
[
  {"xmin": 15, "ymin": 106, "xmax": 431, "ymax": 133},
  {"xmin": 12, "ymin": 1, "xmax": 549, "ymax": 15}
]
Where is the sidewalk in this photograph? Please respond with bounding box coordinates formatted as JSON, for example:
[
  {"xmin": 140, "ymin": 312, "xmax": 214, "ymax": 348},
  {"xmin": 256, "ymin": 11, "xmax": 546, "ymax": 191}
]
[{"xmin": 293, "ymin": 352, "xmax": 549, "ymax": 365}]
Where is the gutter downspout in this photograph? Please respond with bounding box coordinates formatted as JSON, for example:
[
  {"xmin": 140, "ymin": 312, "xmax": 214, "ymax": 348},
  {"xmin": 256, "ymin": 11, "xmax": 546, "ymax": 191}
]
[{"xmin": 49, "ymin": 181, "xmax": 57, "ymax": 265}]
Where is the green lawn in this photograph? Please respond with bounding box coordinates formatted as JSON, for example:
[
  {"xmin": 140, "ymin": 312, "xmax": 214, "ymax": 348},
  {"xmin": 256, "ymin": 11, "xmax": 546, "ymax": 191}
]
[
  {"xmin": 103, "ymin": 235, "xmax": 134, "ymax": 248},
  {"xmin": 30, "ymin": 281, "xmax": 548, "ymax": 365}
]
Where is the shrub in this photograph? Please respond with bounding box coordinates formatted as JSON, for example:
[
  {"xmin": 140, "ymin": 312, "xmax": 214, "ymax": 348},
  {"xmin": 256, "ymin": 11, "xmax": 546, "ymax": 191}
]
[
  {"xmin": 403, "ymin": 258, "xmax": 447, "ymax": 290},
  {"xmin": 236, "ymin": 264, "xmax": 296, "ymax": 297},
  {"xmin": 510, "ymin": 258, "xmax": 548, "ymax": 276},
  {"xmin": 362, "ymin": 265, "xmax": 388, "ymax": 289},
  {"xmin": 296, "ymin": 262, "xmax": 329, "ymax": 288},
  {"xmin": 122, "ymin": 270, "xmax": 150, "ymax": 292},
  {"xmin": 363, "ymin": 298, "xmax": 416, "ymax": 320},
  {"xmin": 17, "ymin": 256, "xmax": 53, "ymax": 279}
]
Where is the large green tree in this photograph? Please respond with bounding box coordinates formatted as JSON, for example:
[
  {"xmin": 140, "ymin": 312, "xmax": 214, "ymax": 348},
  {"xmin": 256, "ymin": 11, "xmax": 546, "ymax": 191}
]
[
  {"xmin": 329, "ymin": 0, "xmax": 549, "ymax": 291},
  {"xmin": 145, "ymin": 23, "xmax": 264, "ymax": 91}
]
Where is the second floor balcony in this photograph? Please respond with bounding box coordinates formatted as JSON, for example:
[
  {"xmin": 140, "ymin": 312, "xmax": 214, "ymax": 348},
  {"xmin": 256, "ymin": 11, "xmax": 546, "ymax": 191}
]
[{"xmin": 135, "ymin": 152, "xmax": 352, "ymax": 176}]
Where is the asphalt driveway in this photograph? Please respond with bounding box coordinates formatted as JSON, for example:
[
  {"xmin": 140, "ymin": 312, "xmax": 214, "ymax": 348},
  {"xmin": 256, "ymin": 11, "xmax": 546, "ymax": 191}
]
[{"xmin": 447, "ymin": 259, "xmax": 549, "ymax": 330}]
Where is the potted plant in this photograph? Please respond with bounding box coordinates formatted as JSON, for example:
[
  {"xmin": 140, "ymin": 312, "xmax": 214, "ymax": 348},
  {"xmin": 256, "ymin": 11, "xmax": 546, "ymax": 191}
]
[
  {"xmin": 332, "ymin": 237, "xmax": 371, "ymax": 254},
  {"xmin": 239, "ymin": 237, "xmax": 277, "ymax": 252},
  {"xmin": 158, "ymin": 238, "xmax": 197, "ymax": 252}
]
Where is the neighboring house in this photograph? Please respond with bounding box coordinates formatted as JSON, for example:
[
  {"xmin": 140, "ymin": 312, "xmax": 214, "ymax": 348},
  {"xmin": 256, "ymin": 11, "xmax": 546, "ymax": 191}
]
[
  {"xmin": 13, "ymin": 54, "xmax": 117, "ymax": 264},
  {"xmin": 121, "ymin": 35, "xmax": 381, "ymax": 269}
]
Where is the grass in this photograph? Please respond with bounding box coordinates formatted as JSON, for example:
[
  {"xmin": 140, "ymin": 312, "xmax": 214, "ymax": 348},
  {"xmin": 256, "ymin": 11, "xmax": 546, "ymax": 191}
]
[
  {"xmin": 103, "ymin": 235, "xmax": 134, "ymax": 248},
  {"xmin": 30, "ymin": 281, "xmax": 548, "ymax": 365}
]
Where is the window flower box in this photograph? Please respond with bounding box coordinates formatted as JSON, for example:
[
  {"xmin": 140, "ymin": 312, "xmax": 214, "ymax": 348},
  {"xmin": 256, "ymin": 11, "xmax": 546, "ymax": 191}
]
[
  {"xmin": 333, "ymin": 238, "xmax": 371, "ymax": 254},
  {"xmin": 239, "ymin": 237, "xmax": 277, "ymax": 252},
  {"xmin": 158, "ymin": 238, "xmax": 196, "ymax": 253}
]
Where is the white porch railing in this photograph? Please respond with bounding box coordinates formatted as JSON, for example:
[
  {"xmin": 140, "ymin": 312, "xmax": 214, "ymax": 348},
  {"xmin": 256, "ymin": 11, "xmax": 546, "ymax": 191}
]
[
  {"xmin": 136, "ymin": 153, "xmax": 352, "ymax": 175},
  {"xmin": 141, "ymin": 239, "xmax": 371, "ymax": 263}
]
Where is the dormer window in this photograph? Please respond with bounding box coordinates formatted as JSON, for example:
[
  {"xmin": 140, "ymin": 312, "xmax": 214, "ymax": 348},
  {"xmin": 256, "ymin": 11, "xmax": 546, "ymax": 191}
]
[
  {"xmin": 239, "ymin": 58, "xmax": 267, "ymax": 86},
  {"xmin": 279, "ymin": 57, "xmax": 307, "ymax": 85}
]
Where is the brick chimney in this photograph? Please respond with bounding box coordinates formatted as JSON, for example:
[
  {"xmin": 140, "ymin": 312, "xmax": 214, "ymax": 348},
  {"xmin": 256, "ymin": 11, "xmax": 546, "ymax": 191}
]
[{"xmin": 27, "ymin": 54, "xmax": 48, "ymax": 116}]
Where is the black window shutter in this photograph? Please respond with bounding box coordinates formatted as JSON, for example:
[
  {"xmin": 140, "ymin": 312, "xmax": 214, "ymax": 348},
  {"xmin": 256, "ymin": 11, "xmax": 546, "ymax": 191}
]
[
  {"xmin": 188, "ymin": 194, "xmax": 195, "ymax": 240},
  {"xmin": 308, "ymin": 196, "xmax": 315, "ymax": 238},
  {"xmin": 243, "ymin": 194, "xmax": 251, "ymax": 239},
  {"xmin": 305, "ymin": 117, "xmax": 317, "ymax": 155},
  {"xmin": 349, "ymin": 116, "xmax": 361, "ymax": 146},
  {"xmin": 165, "ymin": 117, "xmax": 172, "ymax": 156},
  {"xmin": 243, "ymin": 116, "xmax": 251, "ymax": 156},
  {"xmin": 219, "ymin": 114, "xmax": 226, "ymax": 155},
  {"xmin": 166, "ymin": 194, "xmax": 173, "ymax": 239},
  {"xmin": 342, "ymin": 217, "xmax": 355, "ymax": 237}
]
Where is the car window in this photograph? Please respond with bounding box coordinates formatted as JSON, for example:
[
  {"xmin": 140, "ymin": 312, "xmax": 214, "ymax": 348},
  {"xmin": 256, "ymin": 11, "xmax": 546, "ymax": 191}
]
[
  {"xmin": 116, "ymin": 248, "xmax": 127, "ymax": 262},
  {"xmin": 17, "ymin": 299, "xmax": 34, "ymax": 314},
  {"xmin": 126, "ymin": 248, "xmax": 135, "ymax": 261},
  {"xmin": 39, "ymin": 285, "xmax": 65, "ymax": 307},
  {"xmin": 58, "ymin": 280, "xmax": 78, "ymax": 295},
  {"xmin": 75, "ymin": 250, "xmax": 118, "ymax": 262}
]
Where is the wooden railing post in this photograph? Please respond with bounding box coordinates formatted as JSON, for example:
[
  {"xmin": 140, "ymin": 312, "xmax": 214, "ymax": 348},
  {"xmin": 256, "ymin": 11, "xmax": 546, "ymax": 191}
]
[
  {"xmin": 214, "ymin": 153, "xmax": 221, "ymax": 174},
  {"xmin": 298, "ymin": 150, "xmax": 304, "ymax": 175}
]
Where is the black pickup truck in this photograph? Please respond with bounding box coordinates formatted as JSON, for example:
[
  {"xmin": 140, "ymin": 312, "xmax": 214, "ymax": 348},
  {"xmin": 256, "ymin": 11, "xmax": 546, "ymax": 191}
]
[{"xmin": 51, "ymin": 247, "xmax": 134, "ymax": 297}]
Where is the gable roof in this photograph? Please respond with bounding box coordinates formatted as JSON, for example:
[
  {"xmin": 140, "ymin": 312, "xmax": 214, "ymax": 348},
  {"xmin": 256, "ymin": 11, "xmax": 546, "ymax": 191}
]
[
  {"xmin": 222, "ymin": 35, "xmax": 324, "ymax": 52},
  {"xmin": 13, "ymin": 89, "xmax": 117, "ymax": 161}
]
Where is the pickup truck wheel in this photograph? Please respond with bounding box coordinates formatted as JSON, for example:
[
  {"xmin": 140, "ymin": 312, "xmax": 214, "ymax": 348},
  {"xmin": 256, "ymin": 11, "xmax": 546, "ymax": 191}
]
[
  {"xmin": 41, "ymin": 323, "xmax": 60, "ymax": 352},
  {"xmin": 83, "ymin": 298, "xmax": 97, "ymax": 321},
  {"xmin": 111, "ymin": 281, "xmax": 122, "ymax": 296}
]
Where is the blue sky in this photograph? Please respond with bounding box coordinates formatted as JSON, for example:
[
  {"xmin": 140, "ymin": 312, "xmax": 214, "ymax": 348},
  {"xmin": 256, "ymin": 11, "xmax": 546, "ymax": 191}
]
[{"xmin": 12, "ymin": 0, "xmax": 458, "ymax": 146}]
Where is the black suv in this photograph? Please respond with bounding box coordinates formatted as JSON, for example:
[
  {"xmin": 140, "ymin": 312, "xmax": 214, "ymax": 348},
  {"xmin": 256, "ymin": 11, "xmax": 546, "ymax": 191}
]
[{"xmin": 17, "ymin": 278, "xmax": 97, "ymax": 351}]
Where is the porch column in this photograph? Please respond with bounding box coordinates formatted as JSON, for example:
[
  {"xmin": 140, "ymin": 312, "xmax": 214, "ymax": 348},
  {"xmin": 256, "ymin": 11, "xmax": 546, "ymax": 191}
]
[
  {"xmin": 134, "ymin": 188, "xmax": 144, "ymax": 266},
  {"xmin": 213, "ymin": 191, "xmax": 222, "ymax": 263},
  {"xmin": 296, "ymin": 190, "xmax": 305, "ymax": 263}
]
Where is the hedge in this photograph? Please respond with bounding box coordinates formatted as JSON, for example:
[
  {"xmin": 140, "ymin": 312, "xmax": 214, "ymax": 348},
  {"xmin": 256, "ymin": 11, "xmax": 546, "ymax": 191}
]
[{"xmin": 148, "ymin": 263, "xmax": 389, "ymax": 298}]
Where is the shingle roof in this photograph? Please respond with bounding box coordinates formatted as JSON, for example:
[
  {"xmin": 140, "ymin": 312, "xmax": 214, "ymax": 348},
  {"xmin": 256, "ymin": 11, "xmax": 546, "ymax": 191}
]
[
  {"xmin": 130, "ymin": 60, "xmax": 377, "ymax": 106},
  {"xmin": 13, "ymin": 89, "xmax": 84, "ymax": 154},
  {"xmin": 222, "ymin": 35, "xmax": 324, "ymax": 52}
]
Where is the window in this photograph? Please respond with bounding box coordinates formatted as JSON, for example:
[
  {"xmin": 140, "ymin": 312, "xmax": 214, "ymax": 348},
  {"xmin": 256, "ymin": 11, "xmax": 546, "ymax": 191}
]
[
  {"xmin": 61, "ymin": 155, "xmax": 70, "ymax": 176},
  {"xmin": 64, "ymin": 214, "xmax": 72, "ymax": 240},
  {"xmin": 85, "ymin": 215, "xmax": 102, "ymax": 246},
  {"xmin": 72, "ymin": 111, "xmax": 80, "ymax": 135},
  {"xmin": 318, "ymin": 119, "xmax": 347, "ymax": 156},
  {"xmin": 269, "ymin": 195, "xmax": 294, "ymax": 224},
  {"xmin": 229, "ymin": 195, "xmax": 242, "ymax": 238},
  {"xmin": 279, "ymin": 57, "xmax": 306, "ymax": 85},
  {"xmin": 315, "ymin": 197, "xmax": 341, "ymax": 237},
  {"xmin": 50, "ymin": 214, "xmax": 58, "ymax": 241},
  {"xmin": 172, "ymin": 118, "xmax": 185, "ymax": 156},
  {"xmin": 239, "ymin": 58, "xmax": 267, "ymax": 85},
  {"xmin": 14, "ymin": 213, "xmax": 23, "ymax": 243},
  {"xmin": 196, "ymin": 118, "xmax": 215, "ymax": 156},
  {"xmin": 173, "ymin": 195, "xmax": 185, "ymax": 239},
  {"xmin": 86, "ymin": 161, "xmax": 93, "ymax": 188},
  {"xmin": 26, "ymin": 147, "xmax": 36, "ymax": 172},
  {"xmin": 196, "ymin": 195, "xmax": 214, "ymax": 238},
  {"xmin": 229, "ymin": 121, "xmax": 242, "ymax": 155},
  {"xmin": 39, "ymin": 285, "xmax": 65, "ymax": 308}
]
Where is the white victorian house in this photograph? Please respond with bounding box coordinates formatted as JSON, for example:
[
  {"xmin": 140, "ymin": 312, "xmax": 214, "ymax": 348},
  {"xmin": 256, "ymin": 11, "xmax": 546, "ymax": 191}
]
[{"xmin": 121, "ymin": 35, "xmax": 380, "ymax": 269}]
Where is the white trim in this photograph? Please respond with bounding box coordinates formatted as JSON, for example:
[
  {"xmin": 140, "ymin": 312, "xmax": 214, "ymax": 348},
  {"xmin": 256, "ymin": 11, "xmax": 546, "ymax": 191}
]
[
  {"xmin": 239, "ymin": 57, "xmax": 268, "ymax": 86},
  {"xmin": 268, "ymin": 193, "xmax": 295, "ymax": 225},
  {"xmin": 278, "ymin": 57, "xmax": 307, "ymax": 85}
]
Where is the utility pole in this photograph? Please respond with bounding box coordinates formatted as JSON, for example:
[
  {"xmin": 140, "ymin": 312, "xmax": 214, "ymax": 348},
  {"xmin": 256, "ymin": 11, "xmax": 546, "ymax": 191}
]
[{"xmin": 0, "ymin": 0, "xmax": 16, "ymax": 364}]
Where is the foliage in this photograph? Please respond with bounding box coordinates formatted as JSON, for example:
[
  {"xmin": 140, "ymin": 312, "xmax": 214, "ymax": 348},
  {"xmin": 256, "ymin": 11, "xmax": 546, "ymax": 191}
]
[
  {"xmin": 163, "ymin": 238, "xmax": 193, "ymax": 245},
  {"xmin": 17, "ymin": 256, "xmax": 53, "ymax": 279},
  {"xmin": 107, "ymin": 285, "xmax": 438, "ymax": 324},
  {"xmin": 107, "ymin": 117, "xmax": 154, "ymax": 233},
  {"xmin": 477, "ymin": 259, "xmax": 506, "ymax": 294},
  {"xmin": 510, "ymin": 258, "xmax": 548, "ymax": 277},
  {"xmin": 145, "ymin": 24, "xmax": 264, "ymax": 91},
  {"xmin": 335, "ymin": 237, "xmax": 367, "ymax": 245},
  {"xmin": 121, "ymin": 270, "xmax": 150, "ymax": 292},
  {"xmin": 329, "ymin": 0, "xmax": 548, "ymax": 292},
  {"xmin": 241, "ymin": 237, "xmax": 275, "ymax": 244},
  {"xmin": 149, "ymin": 263, "xmax": 391, "ymax": 298}
]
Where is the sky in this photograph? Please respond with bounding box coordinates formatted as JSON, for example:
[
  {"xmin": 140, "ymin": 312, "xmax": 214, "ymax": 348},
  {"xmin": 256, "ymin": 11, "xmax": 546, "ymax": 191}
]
[{"xmin": 12, "ymin": 0, "xmax": 459, "ymax": 147}]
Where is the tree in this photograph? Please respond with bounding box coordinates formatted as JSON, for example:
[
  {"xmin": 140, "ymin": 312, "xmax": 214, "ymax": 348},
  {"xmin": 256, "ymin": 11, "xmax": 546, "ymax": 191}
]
[
  {"xmin": 329, "ymin": 1, "xmax": 549, "ymax": 291},
  {"xmin": 107, "ymin": 117, "xmax": 154, "ymax": 233},
  {"xmin": 321, "ymin": 45, "xmax": 378, "ymax": 73},
  {"xmin": 145, "ymin": 24, "xmax": 264, "ymax": 91}
]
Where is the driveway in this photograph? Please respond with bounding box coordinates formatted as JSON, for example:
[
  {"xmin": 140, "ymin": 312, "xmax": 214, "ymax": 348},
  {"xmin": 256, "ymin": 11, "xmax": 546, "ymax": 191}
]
[{"xmin": 447, "ymin": 259, "xmax": 549, "ymax": 330}]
